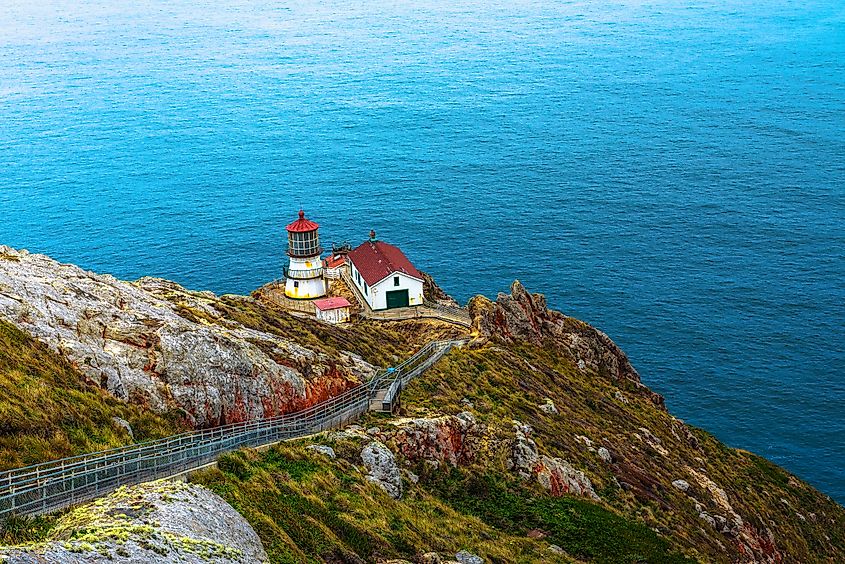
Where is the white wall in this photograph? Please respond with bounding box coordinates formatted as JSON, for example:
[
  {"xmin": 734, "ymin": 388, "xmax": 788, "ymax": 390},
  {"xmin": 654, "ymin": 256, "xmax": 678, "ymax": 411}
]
[
  {"xmin": 316, "ymin": 307, "xmax": 350, "ymax": 324},
  {"xmin": 348, "ymin": 262, "xmax": 423, "ymax": 310}
]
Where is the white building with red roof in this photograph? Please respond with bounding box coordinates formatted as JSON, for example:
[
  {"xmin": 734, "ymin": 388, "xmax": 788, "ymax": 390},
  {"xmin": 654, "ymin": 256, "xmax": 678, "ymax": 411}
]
[
  {"xmin": 313, "ymin": 297, "xmax": 351, "ymax": 324},
  {"xmin": 347, "ymin": 235, "xmax": 424, "ymax": 310}
]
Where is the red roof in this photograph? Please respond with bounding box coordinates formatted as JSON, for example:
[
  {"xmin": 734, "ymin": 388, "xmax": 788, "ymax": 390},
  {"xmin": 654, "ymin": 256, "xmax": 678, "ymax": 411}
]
[
  {"xmin": 313, "ymin": 297, "xmax": 351, "ymax": 311},
  {"xmin": 286, "ymin": 210, "xmax": 319, "ymax": 233},
  {"xmin": 324, "ymin": 254, "xmax": 347, "ymax": 269},
  {"xmin": 348, "ymin": 240, "xmax": 423, "ymax": 286}
]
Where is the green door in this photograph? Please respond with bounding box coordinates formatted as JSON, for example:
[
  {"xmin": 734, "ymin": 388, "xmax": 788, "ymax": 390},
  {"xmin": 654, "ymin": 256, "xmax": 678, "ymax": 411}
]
[{"xmin": 385, "ymin": 289, "xmax": 410, "ymax": 309}]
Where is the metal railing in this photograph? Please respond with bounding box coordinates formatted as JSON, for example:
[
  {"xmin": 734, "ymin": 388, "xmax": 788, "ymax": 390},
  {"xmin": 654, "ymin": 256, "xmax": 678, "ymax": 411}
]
[
  {"xmin": 259, "ymin": 282, "xmax": 318, "ymax": 314},
  {"xmin": 283, "ymin": 267, "xmax": 324, "ymax": 280},
  {"xmin": 0, "ymin": 339, "xmax": 465, "ymax": 521}
]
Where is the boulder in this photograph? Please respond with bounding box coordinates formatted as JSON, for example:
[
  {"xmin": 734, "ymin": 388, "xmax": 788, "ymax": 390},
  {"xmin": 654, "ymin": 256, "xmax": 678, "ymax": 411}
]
[
  {"xmin": 672, "ymin": 479, "xmax": 690, "ymax": 492},
  {"xmin": 508, "ymin": 421, "xmax": 599, "ymax": 500},
  {"xmin": 597, "ymin": 447, "xmax": 613, "ymax": 463},
  {"xmin": 0, "ymin": 481, "xmax": 268, "ymax": 563},
  {"xmin": 111, "ymin": 416, "xmax": 134, "ymax": 439},
  {"xmin": 388, "ymin": 412, "xmax": 482, "ymax": 467},
  {"xmin": 539, "ymin": 398, "xmax": 558, "ymax": 414},
  {"xmin": 455, "ymin": 550, "xmax": 484, "ymax": 564},
  {"xmin": 534, "ymin": 456, "xmax": 600, "ymax": 500},
  {"xmin": 508, "ymin": 420, "xmax": 540, "ymax": 479},
  {"xmin": 361, "ymin": 441, "xmax": 402, "ymax": 499}
]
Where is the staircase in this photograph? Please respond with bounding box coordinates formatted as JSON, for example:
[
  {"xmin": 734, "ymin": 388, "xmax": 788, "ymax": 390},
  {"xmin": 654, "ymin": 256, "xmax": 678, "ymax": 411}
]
[{"xmin": 0, "ymin": 339, "xmax": 466, "ymax": 521}]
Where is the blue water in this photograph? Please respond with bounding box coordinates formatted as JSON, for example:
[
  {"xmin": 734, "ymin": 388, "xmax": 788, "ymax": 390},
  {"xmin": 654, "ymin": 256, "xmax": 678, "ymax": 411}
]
[{"xmin": 1, "ymin": 0, "xmax": 843, "ymax": 502}]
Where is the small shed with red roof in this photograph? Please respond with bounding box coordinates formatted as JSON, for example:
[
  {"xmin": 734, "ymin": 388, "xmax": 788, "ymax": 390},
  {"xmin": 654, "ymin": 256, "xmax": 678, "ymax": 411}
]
[
  {"xmin": 313, "ymin": 297, "xmax": 352, "ymax": 324},
  {"xmin": 347, "ymin": 236, "xmax": 424, "ymax": 310}
]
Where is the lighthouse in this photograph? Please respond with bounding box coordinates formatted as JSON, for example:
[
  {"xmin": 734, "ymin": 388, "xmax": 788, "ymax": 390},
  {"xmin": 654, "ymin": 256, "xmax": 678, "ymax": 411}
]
[{"xmin": 284, "ymin": 210, "xmax": 327, "ymax": 299}]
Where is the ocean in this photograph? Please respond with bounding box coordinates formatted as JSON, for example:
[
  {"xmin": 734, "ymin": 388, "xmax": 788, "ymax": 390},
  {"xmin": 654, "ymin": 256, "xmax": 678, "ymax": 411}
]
[{"xmin": 1, "ymin": 0, "xmax": 843, "ymax": 502}]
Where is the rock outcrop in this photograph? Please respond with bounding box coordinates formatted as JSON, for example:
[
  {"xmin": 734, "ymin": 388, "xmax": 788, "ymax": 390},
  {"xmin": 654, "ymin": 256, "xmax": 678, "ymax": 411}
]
[
  {"xmin": 468, "ymin": 281, "xmax": 664, "ymax": 407},
  {"xmin": 362, "ymin": 441, "xmax": 403, "ymax": 499},
  {"xmin": 0, "ymin": 481, "xmax": 268, "ymax": 563},
  {"xmin": 0, "ymin": 246, "xmax": 375, "ymax": 427},
  {"xmin": 388, "ymin": 412, "xmax": 482, "ymax": 467},
  {"xmin": 421, "ymin": 270, "xmax": 460, "ymax": 308},
  {"xmin": 508, "ymin": 421, "xmax": 599, "ymax": 500}
]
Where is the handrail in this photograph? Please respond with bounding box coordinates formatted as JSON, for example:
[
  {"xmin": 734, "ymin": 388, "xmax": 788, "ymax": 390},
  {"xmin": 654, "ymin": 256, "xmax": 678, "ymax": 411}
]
[
  {"xmin": 283, "ymin": 267, "xmax": 325, "ymax": 280},
  {"xmin": 0, "ymin": 339, "xmax": 465, "ymax": 520}
]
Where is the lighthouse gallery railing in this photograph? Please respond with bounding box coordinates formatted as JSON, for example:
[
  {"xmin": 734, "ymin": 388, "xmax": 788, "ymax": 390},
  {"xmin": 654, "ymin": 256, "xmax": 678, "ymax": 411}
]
[{"xmin": 0, "ymin": 339, "xmax": 464, "ymax": 520}]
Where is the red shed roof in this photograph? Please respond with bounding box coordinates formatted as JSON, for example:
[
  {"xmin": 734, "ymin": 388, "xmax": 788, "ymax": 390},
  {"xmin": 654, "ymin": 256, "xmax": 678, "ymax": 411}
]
[
  {"xmin": 313, "ymin": 297, "xmax": 351, "ymax": 311},
  {"xmin": 286, "ymin": 210, "xmax": 319, "ymax": 233},
  {"xmin": 324, "ymin": 254, "xmax": 347, "ymax": 269},
  {"xmin": 348, "ymin": 240, "xmax": 423, "ymax": 286}
]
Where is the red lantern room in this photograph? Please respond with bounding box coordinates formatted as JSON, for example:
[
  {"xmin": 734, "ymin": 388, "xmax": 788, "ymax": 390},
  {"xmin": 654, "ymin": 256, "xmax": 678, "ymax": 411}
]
[{"xmin": 286, "ymin": 210, "xmax": 323, "ymax": 258}]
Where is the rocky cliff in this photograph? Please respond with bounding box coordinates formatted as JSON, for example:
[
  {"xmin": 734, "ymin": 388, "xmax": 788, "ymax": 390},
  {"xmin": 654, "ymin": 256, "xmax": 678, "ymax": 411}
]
[
  {"xmin": 0, "ymin": 246, "xmax": 375, "ymax": 427},
  {"xmin": 1, "ymin": 250, "xmax": 843, "ymax": 564}
]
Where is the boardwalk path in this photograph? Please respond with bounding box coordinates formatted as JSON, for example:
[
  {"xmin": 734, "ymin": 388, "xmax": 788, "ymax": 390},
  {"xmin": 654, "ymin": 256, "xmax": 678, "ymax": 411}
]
[{"xmin": 0, "ymin": 339, "xmax": 465, "ymax": 520}]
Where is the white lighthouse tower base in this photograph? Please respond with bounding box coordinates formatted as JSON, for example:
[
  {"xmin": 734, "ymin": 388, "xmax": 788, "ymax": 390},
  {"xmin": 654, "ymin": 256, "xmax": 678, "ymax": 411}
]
[{"xmin": 284, "ymin": 256, "xmax": 326, "ymax": 299}]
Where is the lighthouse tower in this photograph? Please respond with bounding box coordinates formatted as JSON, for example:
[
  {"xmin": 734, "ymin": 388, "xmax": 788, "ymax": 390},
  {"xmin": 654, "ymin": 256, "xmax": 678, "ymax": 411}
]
[{"xmin": 284, "ymin": 210, "xmax": 327, "ymax": 299}]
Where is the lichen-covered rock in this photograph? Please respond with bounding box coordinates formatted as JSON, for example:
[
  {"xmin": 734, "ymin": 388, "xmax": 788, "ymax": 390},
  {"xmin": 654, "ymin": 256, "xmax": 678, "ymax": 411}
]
[
  {"xmin": 0, "ymin": 246, "xmax": 375, "ymax": 427},
  {"xmin": 508, "ymin": 420, "xmax": 540, "ymax": 479},
  {"xmin": 111, "ymin": 416, "xmax": 134, "ymax": 439},
  {"xmin": 468, "ymin": 281, "xmax": 663, "ymax": 407},
  {"xmin": 539, "ymin": 398, "xmax": 558, "ymax": 414},
  {"xmin": 534, "ymin": 455, "xmax": 600, "ymax": 500},
  {"xmin": 361, "ymin": 441, "xmax": 402, "ymax": 499},
  {"xmin": 597, "ymin": 446, "xmax": 612, "ymax": 463},
  {"xmin": 455, "ymin": 550, "xmax": 484, "ymax": 564},
  {"xmin": 672, "ymin": 479, "xmax": 690, "ymax": 492},
  {"xmin": 0, "ymin": 481, "xmax": 268, "ymax": 563}
]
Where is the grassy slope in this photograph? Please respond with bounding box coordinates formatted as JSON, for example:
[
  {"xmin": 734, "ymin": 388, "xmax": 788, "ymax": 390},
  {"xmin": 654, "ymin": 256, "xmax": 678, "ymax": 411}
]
[
  {"xmin": 0, "ymin": 319, "xmax": 187, "ymax": 471},
  {"xmin": 397, "ymin": 342, "xmax": 845, "ymax": 563},
  {"xmin": 192, "ymin": 444, "xmax": 569, "ymax": 564},
  {"xmin": 2, "ymin": 285, "xmax": 843, "ymax": 562}
]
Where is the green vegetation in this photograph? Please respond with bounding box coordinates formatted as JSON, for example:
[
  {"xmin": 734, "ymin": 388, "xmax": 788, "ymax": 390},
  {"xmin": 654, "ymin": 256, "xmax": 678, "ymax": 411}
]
[
  {"xmin": 192, "ymin": 444, "xmax": 565, "ymax": 564},
  {"xmin": 0, "ymin": 319, "xmax": 187, "ymax": 470},
  {"xmin": 165, "ymin": 288, "xmax": 465, "ymax": 369},
  {"xmin": 424, "ymin": 467, "xmax": 693, "ymax": 563},
  {"xmin": 397, "ymin": 342, "xmax": 845, "ymax": 563}
]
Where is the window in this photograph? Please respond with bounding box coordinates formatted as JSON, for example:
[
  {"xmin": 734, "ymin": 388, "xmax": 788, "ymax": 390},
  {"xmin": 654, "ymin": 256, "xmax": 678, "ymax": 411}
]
[
  {"xmin": 393, "ymin": 276, "xmax": 400, "ymax": 287},
  {"xmin": 364, "ymin": 284, "xmax": 368, "ymax": 295},
  {"xmin": 293, "ymin": 281, "xmax": 299, "ymax": 288}
]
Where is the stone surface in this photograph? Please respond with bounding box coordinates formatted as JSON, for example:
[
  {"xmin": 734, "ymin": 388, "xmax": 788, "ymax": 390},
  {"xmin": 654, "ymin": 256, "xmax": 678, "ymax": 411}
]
[
  {"xmin": 455, "ymin": 550, "xmax": 484, "ymax": 564},
  {"xmin": 306, "ymin": 444, "xmax": 336, "ymax": 459},
  {"xmin": 361, "ymin": 441, "xmax": 402, "ymax": 499},
  {"xmin": 539, "ymin": 398, "xmax": 558, "ymax": 414},
  {"xmin": 0, "ymin": 246, "xmax": 375, "ymax": 427},
  {"xmin": 597, "ymin": 447, "xmax": 612, "ymax": 463},
  {"xmin": 672, "ymin": 479, "xmax": 690, "ymax": 492},
  {"xmin": 0, "ymin": 481, "xmax": 268, "ymax": 563},
  {"xmin": 508, "ymin": 420, "xmax": 599, "ymax": 500},
  {"xmin": 111, "ymin": 416, "xmax": 134, "ymax": 439},
  {"xmin": 388, "ymin": 412, "xmax": 482, "ymax": 467}
]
